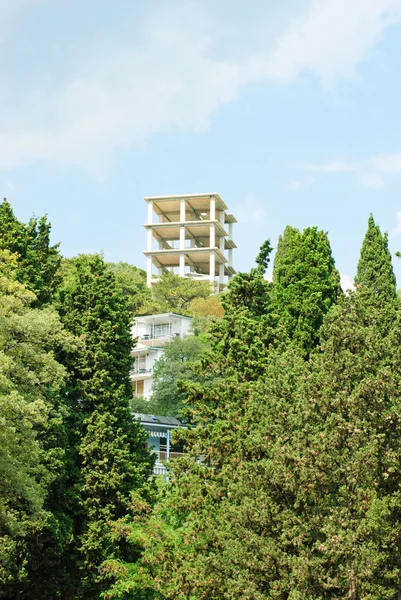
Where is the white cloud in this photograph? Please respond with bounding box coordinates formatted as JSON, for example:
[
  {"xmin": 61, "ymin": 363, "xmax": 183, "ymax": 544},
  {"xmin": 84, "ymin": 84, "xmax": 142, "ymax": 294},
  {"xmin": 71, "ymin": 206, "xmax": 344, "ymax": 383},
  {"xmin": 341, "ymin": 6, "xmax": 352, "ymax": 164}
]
[
  {"xmin": 372, "ymin": 153, "xmax": 401, "ymax": 173},
  {"xmin": 0, "ymin": 4, "xmax": 250, "ymax": 176},
  {"xmin": 299, "ymin": 161, "xmax": 356, "ymax": 173},
  {"xmin": 0, "ymin": 0, "xmax": 400, "ymax": 174},
  {"xmin": 265, "ymin": 0, "xmax": 401, "ymax": 87},
  {"xmin": 340, "ymin": 273, "xmax": 355, "ymax": 292},
  {"xmin": 357, "ymin": 172, "xmax": 384, "ymax": 188}
]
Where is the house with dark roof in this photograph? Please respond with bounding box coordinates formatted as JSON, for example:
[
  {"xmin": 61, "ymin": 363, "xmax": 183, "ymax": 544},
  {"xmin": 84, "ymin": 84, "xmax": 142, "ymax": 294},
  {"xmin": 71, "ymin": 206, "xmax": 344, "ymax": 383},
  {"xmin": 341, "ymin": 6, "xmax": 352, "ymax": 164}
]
[{"xmin": 134, "ymin": 413, "xmax": 184, "ymax": 476}]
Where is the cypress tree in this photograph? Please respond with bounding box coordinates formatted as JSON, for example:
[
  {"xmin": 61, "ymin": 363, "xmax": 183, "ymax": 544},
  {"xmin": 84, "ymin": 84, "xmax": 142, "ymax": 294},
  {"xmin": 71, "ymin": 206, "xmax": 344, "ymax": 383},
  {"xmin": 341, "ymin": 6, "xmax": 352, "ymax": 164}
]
[
  {"xmin": 102, "ymin": 241, "xmax": 284, "ymax": 599},
  {"xmin": 272, "ymin": 225, "xmax": 341, "ymax": 355},
  {"xmin": 355, "ymin": 214, "xmax": 398, "ymax": 329},
  {"xmin": 55, "ymin": 254, "xmax": 154, "ymax": 599}
]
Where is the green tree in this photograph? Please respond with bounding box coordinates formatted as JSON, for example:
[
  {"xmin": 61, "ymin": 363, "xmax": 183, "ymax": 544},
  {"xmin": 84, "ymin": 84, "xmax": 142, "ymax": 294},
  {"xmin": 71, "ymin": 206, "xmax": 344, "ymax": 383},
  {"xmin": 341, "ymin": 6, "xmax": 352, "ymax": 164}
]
[
  {"xmin": 0, "ymin": 251, "xmax": 74, "ymax": 597},
  {"xmin": 355, "ymin": 214, "xmax": 398, "ymax": 330},
  {"xmin": 55, "ymin": 254, "xmax": 155, "ymax": 599},
  {"xmin": 0, "ymin": 198, "xmax": 61, "ymax": 305},
  {"xmin": 132, "ymin": 335, "xmax": 209, "ymax": 418},
  {"xmin": 102, "ymin": 241, "xmax": 282, "ymax": 599},
  {"xmin": 272, "ymin": 225, "xmax": 341, "ymax": 355},
  {"xmin": 138, "ymin": 272, "xmax": 211, "ymax": 315},
  {"xmin": 106, "ymin": 262, "xmax": 151, "ymax": 315},
  {"xmin": 104, "ymin": 226, "xmax": 401, "ymax": 599}
]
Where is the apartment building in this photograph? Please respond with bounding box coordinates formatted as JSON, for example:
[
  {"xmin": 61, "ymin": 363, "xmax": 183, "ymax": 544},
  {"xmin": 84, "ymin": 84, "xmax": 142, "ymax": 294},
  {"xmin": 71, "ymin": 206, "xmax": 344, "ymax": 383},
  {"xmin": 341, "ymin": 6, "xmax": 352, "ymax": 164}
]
[{"xmin": 131, "ymin": 312, "xmax": 192, "ymax": 398}]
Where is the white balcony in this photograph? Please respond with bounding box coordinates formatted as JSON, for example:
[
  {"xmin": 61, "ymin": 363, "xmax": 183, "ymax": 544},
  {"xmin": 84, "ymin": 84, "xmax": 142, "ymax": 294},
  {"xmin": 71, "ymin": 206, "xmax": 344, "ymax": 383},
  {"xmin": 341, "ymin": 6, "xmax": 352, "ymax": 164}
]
[
  {"xmin": 139, "ymin": 330, "xmax": 181, "ymax": 346},
  {"xmin": 133, "ymin": 313, "xmax": 192, "ymax": 348}
]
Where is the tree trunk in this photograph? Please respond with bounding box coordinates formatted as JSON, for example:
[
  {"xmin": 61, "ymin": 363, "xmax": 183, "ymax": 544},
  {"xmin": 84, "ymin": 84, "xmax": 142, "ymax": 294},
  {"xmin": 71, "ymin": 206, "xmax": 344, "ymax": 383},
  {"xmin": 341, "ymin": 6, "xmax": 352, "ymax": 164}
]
[{"xmin": 348, "ymin": 570, "xmax": 357, "ymax": 600}]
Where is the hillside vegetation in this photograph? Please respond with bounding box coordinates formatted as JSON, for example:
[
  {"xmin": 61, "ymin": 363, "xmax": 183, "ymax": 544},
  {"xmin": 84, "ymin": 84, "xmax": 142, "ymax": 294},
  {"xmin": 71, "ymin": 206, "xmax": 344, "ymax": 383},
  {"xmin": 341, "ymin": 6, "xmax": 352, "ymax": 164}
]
[{"xmin": 1, "ymin": 199, "xmax": 400, "ymax": 600}]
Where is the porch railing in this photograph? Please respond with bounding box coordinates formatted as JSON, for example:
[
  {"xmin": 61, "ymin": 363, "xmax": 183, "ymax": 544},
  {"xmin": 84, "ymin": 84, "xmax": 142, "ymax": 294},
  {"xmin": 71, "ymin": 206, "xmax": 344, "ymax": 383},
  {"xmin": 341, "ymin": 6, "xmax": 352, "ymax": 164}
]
[{"xmin": 130, "ymin": 366, "xmax": 152, "ymax": 376}]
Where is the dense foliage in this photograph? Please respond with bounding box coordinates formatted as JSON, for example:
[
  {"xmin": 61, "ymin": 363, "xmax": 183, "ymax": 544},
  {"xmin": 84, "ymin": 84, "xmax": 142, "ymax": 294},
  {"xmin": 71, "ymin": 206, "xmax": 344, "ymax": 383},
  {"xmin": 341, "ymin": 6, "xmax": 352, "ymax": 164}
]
[
  {"xmin": 0, "ymin": 204, "xmax": 154, "ymax": 599},
  {"xmin": 2, "ymin": 202, "xmax": 401, "ymax": 600},
  {"xmin": 106, "ymin": 220, "xmax": 401, "ymax": 600},
  {"xmin": 272, "ymin": 225, "xmax": 341, "ymax": 355},
  {"xmin": 136, "ymin": 271, "xmax": 211, "ymax": 316},
  {"xmin": 106, "ymin": 262, "xmax": 151, "ymax": 315}
]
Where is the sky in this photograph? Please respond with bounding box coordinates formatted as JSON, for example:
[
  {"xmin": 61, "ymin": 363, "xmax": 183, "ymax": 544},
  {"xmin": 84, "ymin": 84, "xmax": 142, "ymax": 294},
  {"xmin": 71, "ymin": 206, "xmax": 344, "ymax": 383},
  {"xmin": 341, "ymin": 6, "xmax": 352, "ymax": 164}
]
[{"xmin": 1, "ymin": 0, "xmax": 401, "ymax": 289}]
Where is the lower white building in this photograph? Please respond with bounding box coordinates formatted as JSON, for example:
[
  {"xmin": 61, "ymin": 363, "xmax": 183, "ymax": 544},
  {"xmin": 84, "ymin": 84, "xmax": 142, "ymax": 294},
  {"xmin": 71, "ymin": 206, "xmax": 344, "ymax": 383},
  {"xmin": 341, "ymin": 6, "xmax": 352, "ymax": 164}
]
[{"xmin": 131, "ymin": 312, "xmax": 192, "ymax": 398}]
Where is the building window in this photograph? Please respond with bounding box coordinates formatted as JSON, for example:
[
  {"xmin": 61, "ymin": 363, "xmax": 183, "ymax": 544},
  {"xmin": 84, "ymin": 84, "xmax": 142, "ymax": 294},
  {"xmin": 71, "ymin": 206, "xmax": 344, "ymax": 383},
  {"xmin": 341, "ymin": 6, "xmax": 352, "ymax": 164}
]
[
  {"xmin": 152, "ymin": 323, "xmax": 171, "ymax": 339},
  {"xmin": 135, "ymin": 380, "xmax": 144, "ymax": 397}
]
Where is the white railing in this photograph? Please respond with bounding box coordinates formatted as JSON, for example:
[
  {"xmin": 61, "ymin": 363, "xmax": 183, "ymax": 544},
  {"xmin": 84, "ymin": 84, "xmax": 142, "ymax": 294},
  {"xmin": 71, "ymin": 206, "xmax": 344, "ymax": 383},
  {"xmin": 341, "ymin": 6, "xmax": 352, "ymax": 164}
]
[
  {"xmin": 153, "ymin": 463, "xmax": 167, "ymax": 476},
  {"xmin": 130, "ymin": 366, "xmax": 152, "ymax": 376},
  {"xmin": 152, "ymin": 449, "xmax": 185, "ymax": 476},
  {"xmin": 140, "ymin": 325, "xmax": 181, "ymax": 342}
]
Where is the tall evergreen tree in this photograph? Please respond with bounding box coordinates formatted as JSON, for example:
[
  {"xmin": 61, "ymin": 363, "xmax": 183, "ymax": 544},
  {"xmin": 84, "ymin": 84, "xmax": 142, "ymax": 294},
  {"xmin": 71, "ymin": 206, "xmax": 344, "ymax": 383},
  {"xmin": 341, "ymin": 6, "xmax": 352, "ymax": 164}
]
[
  {"xmin": 272, "ymin": 225, "xmax": 341, "ymax": 355},
  {"xmin": 355, "ymin": 214, "xmax": 398, "ymax": 329},
  {"xmin": 55, "ymin": 254, "xmax": 154, "ymax": 599},
  {"xmin": 0, "ymin": 199, "xmax": 61, "ymax": 305}
]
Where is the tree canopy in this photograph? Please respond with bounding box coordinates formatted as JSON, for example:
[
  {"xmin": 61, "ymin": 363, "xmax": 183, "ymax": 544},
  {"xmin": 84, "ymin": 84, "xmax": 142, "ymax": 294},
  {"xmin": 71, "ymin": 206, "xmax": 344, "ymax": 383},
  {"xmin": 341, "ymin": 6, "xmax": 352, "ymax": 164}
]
[
  {"xmin": 272, "ymin": 225, "xmax": 341, "ymax": 355},
  {"xmin": 0, "ymin": 199, "xmax": 61, "ymax": 305},
  {"xmin": 3, "ymin": 199, "xmax": 401, "ymax": 600},
  {"xmin": 137, "ymin": 271, "xmax": 212, "ymax": 315}
]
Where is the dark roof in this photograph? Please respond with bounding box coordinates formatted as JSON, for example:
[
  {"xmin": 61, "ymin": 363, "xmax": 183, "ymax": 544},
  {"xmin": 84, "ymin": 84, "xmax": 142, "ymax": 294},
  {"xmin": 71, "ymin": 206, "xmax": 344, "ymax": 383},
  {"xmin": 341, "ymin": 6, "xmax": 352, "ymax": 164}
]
[{"xmin": 133, "ymin": 413, "xmax": 182, "ymax": 427}]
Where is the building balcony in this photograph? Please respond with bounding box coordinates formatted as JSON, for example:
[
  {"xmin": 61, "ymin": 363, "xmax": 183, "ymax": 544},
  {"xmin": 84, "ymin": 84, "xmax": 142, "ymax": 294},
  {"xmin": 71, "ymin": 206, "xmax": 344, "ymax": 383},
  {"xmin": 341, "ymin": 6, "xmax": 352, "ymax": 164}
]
[
  {"xmin": 130, "ymin": 367, "xmax": 152, "ymax": 381},
  {"xmin": 139, "ymin": 331, "xmax": 181, "ymax": 346}
]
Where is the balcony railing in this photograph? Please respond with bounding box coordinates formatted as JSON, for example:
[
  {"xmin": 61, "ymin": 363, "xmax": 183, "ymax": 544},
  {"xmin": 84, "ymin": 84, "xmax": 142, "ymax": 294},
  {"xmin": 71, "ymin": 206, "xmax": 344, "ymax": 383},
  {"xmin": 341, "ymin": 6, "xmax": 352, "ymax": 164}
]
[
  {"xmin": 130, "ymin": 366, "xmax": 152, "ymax": 376},
  {"xmin": 140, "ymin": 331, "xmax": 181, "ymax": 342},
  {"xmin": 156, "ymin": 450, "xmax": 185, "ymax": 461},
  {"xmin": 151, "ymin": 448, "xmax": 185, "ymax": 476}
]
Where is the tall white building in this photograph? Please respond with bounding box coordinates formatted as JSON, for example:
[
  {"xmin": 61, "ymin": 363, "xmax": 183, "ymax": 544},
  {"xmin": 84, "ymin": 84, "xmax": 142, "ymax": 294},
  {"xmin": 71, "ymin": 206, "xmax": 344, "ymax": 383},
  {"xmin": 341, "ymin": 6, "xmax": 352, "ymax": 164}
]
[
  {"xmin": 131, "ymin": 193, "xmax": 236, "ymax": 400},
  {"xmin": 144, "ymin": 193, "xmax": 236, "ymax": 291},
  {"xmin": 131, "ymin": 312, "xmax": 192, "ymax": 398}
]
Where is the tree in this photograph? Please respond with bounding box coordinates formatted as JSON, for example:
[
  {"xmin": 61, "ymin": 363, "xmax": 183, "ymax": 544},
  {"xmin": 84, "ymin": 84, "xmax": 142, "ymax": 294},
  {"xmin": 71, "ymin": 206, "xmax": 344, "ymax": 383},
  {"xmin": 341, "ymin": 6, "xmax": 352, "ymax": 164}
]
[
  {"xmin": 187, "ymin": 296, "xmax": 224, "ymax": 336},
  {"xmin": 355, "ymin": 214, "xmax": 398, "ymax": 330},
  {"xmin": 0, "ymin": 251, "xmax": 74, "ymax": 597},
  {"xmin": 106, "ymin": 262, "xmax": 151, "ymax": 315},
  {"xmin": 255, "ymin": 238, "xmax": 274, "ymax": 274},
  {"xmin": 272, "ymin": 225, "xmax": 341, "ymax": 355},
  {"xmin": 102, "ymin": 241, "xmax": 283, "ymax": 599},
  {"xmin": 137, "ymin": 272, "xmax": 211, "ymax": 315},
  {"xmin": 55, "ymin": 254, "xmax": 155, "ymax": 599},
  {"xmin": 0, "ymin": 198, "xmax": 61, "ymax": 305},
  {"xmin": 188, "ymin": 295, "xmax": 223, "ymax": 319}
]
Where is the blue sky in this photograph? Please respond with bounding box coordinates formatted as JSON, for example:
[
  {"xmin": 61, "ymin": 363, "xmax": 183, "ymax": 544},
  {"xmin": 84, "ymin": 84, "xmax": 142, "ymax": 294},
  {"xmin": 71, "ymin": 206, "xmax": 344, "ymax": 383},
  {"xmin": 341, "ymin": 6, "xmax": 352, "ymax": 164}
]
[{"xmin": 1, "ymin": 0, "xmax": 401, "ymax": 289}]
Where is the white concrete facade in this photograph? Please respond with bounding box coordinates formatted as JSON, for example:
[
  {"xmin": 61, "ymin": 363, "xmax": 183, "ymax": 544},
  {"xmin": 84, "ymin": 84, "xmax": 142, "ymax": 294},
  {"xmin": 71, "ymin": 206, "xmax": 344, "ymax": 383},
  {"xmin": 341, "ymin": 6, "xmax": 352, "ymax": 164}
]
[
  {"xmin": 143, "ymin": 193, "xmax": 236, "ymax": 291},
  {"xmin": 131, "ymin": 312, "xmax": 192, "ymax": 399}
]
